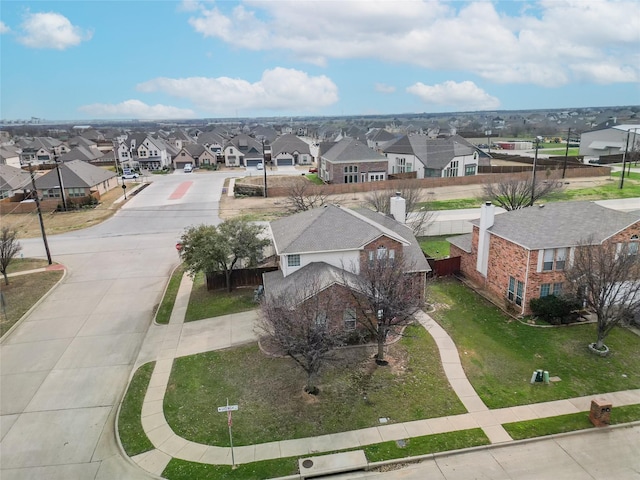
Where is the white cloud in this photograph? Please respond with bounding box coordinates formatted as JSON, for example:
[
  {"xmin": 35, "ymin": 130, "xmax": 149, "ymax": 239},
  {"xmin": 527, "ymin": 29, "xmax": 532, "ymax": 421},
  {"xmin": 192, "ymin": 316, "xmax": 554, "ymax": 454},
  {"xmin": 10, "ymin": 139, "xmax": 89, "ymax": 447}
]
[
  {"xmin": 185, "ymin": 0, "xmax": 639, "ymax": 87},
  {"xmin": 0, "ymin": 21, "xmax": 10, "ymax": 34},
  {"xmin": 17, "ymin": 12, "xmax": 92, "ymax": 49},
  {"xmin": 78, "ymin": 100, "xmax": 195, "ymax": 120},
  {"xmin": 375, "ymin": 83, "xmax": 396, "ymax": 94},
  {"xmin": 137, "ymin": 68, "xmax": 338, "ymax": 114},
  {"xmin": 407, "ymin": 81, "xmax": 500, "ymax": 110}
]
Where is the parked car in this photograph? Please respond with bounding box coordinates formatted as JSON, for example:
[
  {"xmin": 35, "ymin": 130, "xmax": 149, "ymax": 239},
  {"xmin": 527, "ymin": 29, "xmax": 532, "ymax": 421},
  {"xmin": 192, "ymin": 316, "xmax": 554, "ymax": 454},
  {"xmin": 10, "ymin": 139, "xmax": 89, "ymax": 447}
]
[
  {"xmin": 256, "ymin": 162, "xmax": 264, "ymax": 170},
  {"xmin": 308, "ymin": 167, "xmax": 318, "ymax": 173},
  {"xmin": 122, "ymin": 169, "xmax": 139, "ymax": 179},
  {"xmin": 183, "ymin": 163, "xmax": 193, "ymax": 173}
]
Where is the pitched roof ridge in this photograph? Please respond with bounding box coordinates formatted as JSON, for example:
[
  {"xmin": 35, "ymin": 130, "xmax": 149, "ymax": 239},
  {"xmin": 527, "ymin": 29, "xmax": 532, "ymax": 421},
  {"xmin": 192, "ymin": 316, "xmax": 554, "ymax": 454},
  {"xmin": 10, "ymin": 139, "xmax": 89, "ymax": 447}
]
[{"xmin": 341, "ymin": 207, "xmax": 409, "ymax": 245}]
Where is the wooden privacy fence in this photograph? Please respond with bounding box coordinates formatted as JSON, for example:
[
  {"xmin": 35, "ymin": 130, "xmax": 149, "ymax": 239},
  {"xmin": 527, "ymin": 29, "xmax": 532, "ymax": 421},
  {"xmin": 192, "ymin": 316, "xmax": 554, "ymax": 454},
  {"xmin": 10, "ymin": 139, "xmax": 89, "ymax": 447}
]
[
  {"xmin": 428, "ymin": 256, "xmax": 461, "ymax": 277},
  {"xmin": 206, "ymin": 266, "xmax": 278, "ymax": 290}
]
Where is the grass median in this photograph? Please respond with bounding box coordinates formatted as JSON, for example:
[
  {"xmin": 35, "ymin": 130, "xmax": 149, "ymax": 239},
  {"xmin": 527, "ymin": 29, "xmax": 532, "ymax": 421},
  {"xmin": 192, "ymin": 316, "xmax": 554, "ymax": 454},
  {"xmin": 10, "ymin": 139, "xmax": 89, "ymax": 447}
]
[{"xmin": 118, "ymin": 361, "xmax": 156, "ymax": 456}]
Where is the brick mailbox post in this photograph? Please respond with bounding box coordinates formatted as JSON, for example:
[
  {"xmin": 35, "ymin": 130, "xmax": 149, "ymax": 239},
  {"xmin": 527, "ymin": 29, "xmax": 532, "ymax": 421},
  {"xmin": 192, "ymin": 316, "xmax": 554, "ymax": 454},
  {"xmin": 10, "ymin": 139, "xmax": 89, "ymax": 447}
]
[{"xmin": 589, "ymin": 398, "xmax": 612, "ymax": 427}]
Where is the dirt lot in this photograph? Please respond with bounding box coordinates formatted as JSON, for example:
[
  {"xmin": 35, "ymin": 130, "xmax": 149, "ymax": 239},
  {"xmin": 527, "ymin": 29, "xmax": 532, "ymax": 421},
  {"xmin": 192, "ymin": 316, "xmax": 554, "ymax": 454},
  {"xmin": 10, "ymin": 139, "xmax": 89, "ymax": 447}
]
[{"xmin": 220, "ymin": 174, "xmax": 615, "ymax": 220}]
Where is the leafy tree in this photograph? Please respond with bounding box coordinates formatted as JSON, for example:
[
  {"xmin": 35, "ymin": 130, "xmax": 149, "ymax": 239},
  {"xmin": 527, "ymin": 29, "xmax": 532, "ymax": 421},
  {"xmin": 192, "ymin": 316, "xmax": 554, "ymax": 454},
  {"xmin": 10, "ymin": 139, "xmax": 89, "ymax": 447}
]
[
  {"xmin": 179, "ymin": 218, "xmax": 270, "ymax": 292},
  {"xmin": 259, "ymin": 275, "xmax": 348, "ymax": 394},
  {"xmin": 344, "ymin": 254, "xmax": 425, "ymax": 364},
  {"xmin": 363, "ymin": 184, "xmax": 433, "ymax": 236},
  {"xmin": 0, "ymin": 227, "xmax": 22, "ymax": 285},
  {"xmin": 483, "ymin": 174, "xmax": 564, "ymax": 211},
  {"xmin": 565, "ymin": 237, "xmax": 640, "ymax": 351}
]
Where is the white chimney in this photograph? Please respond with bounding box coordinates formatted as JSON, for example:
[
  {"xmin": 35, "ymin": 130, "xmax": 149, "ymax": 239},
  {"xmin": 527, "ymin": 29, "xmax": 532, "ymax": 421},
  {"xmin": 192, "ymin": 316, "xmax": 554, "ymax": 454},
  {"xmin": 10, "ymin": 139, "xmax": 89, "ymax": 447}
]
[
  {"xmin": 390, "ymin": 192, "xmax": 406, "ymax": 223},
  {"xmin": 476, "ymin": 201, "xmax": 495, "ymax": 276}
]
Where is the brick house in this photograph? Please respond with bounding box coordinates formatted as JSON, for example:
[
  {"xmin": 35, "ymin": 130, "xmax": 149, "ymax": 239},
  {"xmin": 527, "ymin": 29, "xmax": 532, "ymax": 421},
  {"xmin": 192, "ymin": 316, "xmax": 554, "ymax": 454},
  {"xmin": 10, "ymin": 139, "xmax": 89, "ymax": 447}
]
[
  {"xmin": 319, "ymin": 137, "xmax": 389, "ymax": 184},
  {"xmin": 263, "ymin": 200, "xmax": 431, "ymax": 331},
  {"xmin": 449, "ymin": 201, "xmax": 640, "ymax": 315}
]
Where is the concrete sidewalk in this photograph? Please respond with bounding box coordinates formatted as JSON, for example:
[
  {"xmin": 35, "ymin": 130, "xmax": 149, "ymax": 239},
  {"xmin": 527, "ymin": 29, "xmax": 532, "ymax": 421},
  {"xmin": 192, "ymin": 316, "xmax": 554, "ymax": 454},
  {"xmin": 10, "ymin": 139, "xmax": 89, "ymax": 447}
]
[{"xmin": 128, "ymin": 273, "xmax": 640, "ymax": 477}]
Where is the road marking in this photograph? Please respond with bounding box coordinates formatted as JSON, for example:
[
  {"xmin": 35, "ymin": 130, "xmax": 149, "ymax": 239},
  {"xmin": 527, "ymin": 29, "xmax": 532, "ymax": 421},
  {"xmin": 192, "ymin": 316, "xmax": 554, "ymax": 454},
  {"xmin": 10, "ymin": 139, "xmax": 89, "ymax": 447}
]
[{"xmin": 169, "ymin": 181, "xmax": 193, "ymax": 200}]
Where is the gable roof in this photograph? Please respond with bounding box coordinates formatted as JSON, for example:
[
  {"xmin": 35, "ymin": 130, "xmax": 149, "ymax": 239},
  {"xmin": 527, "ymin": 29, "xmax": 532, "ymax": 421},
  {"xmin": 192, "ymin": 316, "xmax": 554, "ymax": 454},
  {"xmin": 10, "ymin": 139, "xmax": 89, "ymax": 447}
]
[
  {"xmin": 270, "ymin": 204, "xmax": 430, "ymax": 272},
  {"xmin": 321, "ymin": 137, "xmax": 387, "ymax": 163},
  {"xmin": 383, "ymin": 134, "xmax": 475, "ymax": 170},
  {"xmin": 271, "ymin": 134, "xmax": 311, "ymax": 157},
  {"xmin": 34, "ymin": 160, "xmax": 116, "ymax": 189},
  {"xmin": 0, "ymin": 164, "xmax": 32, "ymax": 191},
  {"xmin": 474, "ymin": 201, "xmax": 640, "ymax": 250},
  {"xmin": 58, "ymin": 145, "xmax": 103, "ymax": 162}
]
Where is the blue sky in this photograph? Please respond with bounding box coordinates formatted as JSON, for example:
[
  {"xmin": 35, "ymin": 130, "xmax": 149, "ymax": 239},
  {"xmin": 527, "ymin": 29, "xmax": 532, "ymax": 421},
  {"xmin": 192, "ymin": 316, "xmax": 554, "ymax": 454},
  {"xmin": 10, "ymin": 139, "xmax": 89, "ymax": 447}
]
[{"xmin": 1, "ymin": 0, "xmax": 638, "ymax": 121}]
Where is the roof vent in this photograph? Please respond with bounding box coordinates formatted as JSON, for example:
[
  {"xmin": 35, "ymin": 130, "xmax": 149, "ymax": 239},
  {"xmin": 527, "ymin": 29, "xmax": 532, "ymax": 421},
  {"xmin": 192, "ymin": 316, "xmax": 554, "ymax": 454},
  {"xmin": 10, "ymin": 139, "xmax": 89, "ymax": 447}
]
[
  {"xmin": 485, "ymin": 201, "xmax": 492, "ymax": 206},
  {"xmin": 396, "ymin": 191, "xmax": 401, "ymax": 197},
  {"xmin": 538, "ymin": 204, "xmax": 545, "ymax": 208}
]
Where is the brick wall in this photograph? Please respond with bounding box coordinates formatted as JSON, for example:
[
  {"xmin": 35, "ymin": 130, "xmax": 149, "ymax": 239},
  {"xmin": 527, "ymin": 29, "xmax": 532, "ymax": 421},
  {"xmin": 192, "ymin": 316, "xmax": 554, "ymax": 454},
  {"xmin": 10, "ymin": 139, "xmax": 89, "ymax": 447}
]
[{"xmin": 326, "ymin": 160, "xmax": 389, "ymax": 185}]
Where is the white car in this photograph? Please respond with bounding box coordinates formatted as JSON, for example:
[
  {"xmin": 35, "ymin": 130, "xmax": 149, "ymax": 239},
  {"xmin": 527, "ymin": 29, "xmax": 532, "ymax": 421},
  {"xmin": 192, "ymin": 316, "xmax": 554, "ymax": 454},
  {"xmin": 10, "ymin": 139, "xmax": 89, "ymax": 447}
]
[
  {"xmin": 183, "ymin": 164, "xmax": 193, "ymax": 173},
  {"xmin": 256, "ymin": 163, "xmax": 264, "ymax": 170},
  {"xmin": 122, "ymin": 170, "xmax": 139, "ymax": 179}
]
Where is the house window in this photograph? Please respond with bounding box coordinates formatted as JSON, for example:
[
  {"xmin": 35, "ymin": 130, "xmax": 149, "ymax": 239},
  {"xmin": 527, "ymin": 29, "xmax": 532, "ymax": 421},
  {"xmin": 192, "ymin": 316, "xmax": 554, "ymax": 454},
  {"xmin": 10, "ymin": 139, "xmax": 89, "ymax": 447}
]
[
  {"xmin": 540, "ymin": 283, "xmax": 551, "ymax": 298},
  {"xmin": 42, "ymin": 189, "xmax": 60, "ymax": 198},
  {"xmin": 343, "ymin": 308, "xmax": 356, "ymax": 330},
  {"xmin": 67, "ymin": 187, "xmax": 85, "ymax": 198},
  {"xmin": 507, "ymin": 276, "xmax": 524, "ymax": 306},
  {"xmin": 543, "ymin": 248, "xmax": 567, "ymax": 271},
  {"xmin": 465, "ymin": 164, "xmax": 476, "ymax": 176},
  {"xmin": 629, "ymin": 235, "xmax": 639, "ymax": 255},
  {"xmin": 344, "ymin": 165, "xmax": 358, "ymax": 183},
  {"xmin": 287, "ymin": 254, "xmax": 300, "ymax": 267},
  {"xmin": 444, "ymin": 160, "xmax": 459, "ymax": 177},
  {"xmin": 553, "ymin": 283, "xmax": 563, "ymax": 296},
  {"xmin": 315, "ymin": 311, "xmax": 327, "ymax": 328}
]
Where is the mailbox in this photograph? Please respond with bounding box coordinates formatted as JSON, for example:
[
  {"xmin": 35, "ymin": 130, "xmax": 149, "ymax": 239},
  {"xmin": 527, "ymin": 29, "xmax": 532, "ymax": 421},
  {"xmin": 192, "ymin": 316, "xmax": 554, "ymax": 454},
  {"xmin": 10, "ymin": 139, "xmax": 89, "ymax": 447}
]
[{"xmin": 589, "ymin": 398, "xmax": 612, "ymax": 427}]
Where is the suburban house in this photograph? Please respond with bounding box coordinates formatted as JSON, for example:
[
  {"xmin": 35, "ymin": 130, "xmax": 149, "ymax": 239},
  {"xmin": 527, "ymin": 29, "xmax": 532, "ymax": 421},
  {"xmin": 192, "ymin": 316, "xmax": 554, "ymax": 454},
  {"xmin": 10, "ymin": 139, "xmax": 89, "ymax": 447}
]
[
  {"xmin": 366, "ymin": 128, "xmax": 398, "ymax": 152},
  {"xmin": 579, "ymin": 123, "xmax": 640, "ymax": 161},
  {"xmin": 17, "ymin": 137, "xmax": 69, "ymax": 166},
  {"xmin": 196, "ymin": 131, "xmax": 227, "ymax": 161},
  {"xmin": 319, "ymin": 137, "xmax": 389, "ymax": 183},
  {"xmin": 270, "ymin": 134, "xmax": 312, "ymax": 167},
  {"xmin": 0, "ymin": 164, "xmax": 31, "ymax": 200},
  {"xmin": 383, "ymin": 134, "xmax": 483, "ymax": 178},
  {"xmin": 223, "ymin": 134, "xmax": 264, "ymax": 167},
  {"xmin": 448, "ymin": 201, "xmax": 640, "ymax": 315},
  {"xmin": 0, "ymin": 145, "xmax": 22, "ymax": 168},
  {"xmin": 34, "ymin": 159, "xmax": 118, "ymax": 204},
  {"xmin": 173, "ymin": 144, "xmax": 217, "ymax": 169},
  {"xmin": 135, "ymin": 136, "xmax": 176, "ymax": 170},
  {"xmin": 263, "ymin": 200, "xmax": 431, "ymax": 331}
]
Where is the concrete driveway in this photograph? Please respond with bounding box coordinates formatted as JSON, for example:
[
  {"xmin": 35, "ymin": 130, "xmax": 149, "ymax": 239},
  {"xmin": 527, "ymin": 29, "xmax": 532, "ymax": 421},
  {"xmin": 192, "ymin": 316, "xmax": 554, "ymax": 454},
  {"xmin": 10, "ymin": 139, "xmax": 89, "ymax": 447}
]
[{"xmin": 0, "ymin": 173, "xmax": 233, "ymax": 479}]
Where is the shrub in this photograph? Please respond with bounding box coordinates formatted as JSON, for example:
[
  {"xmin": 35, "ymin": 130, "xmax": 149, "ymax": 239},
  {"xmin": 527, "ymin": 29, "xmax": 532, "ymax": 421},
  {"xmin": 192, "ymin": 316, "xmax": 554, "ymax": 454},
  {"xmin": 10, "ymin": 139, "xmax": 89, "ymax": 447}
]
[{"xmin": 529, "ymin": 295, "xmax": 581, "ymax": 325}]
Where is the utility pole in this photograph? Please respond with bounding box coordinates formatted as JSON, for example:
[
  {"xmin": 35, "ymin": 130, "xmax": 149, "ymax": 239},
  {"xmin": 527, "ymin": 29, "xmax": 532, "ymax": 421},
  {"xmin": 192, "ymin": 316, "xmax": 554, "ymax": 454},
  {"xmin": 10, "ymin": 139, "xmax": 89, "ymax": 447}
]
[
  {"xmin": 620, "ymin": 129, "xmax": 632, "ymax": 189},
  {"xmin": 54, "ymin": 154, "xmax": 68, "ymax": 211},
  {"xmin": 262, "ymin": 139, "xmax": 268, "ymax": 198},
  {"xmin": 530, "ymin": 137, "xmax": 540, "ymax": 206},
  {"xmin": 562, "ymin": 128, "xmax": 571, "ymax": 179},
  {"xmin": 29, "ymin": 163, "xmax": 52, "ymax": 265}
]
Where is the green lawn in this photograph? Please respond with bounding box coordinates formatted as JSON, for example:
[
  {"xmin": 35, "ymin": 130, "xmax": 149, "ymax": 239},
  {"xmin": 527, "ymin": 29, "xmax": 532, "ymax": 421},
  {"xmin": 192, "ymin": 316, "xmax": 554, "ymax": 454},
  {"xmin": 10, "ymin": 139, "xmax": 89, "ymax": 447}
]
[
  {"xmin": 418, "ymin": 235, "xmax": 455, "ymax": 258},
  {"xmin": 429, "ymin": 279, "xmax": 640, "ymax": 409},
  {"xmin": 163, "ymin": 325, "xmax": 465, "ymax": 446},
  {"xmin": 118, "ymin": 362, "xmax": 155, "ymax": 456},
  {"xmin": 155, "ymin": 265, "xmax": 184, "ymax": 324},
  {"xmin": 305, "ymin": 173, "xmax": 324, "ymax": 185},
  {"xmin": 503, "ymin": 403, "xmax": 640, "ymax": 440},
  {"xmin": 185, "ymin": 272, "xmax": 257, "ymax": 322},
  {"xmin": 161, "ymin": 428, "xmax": 489, "ymax": 480}
]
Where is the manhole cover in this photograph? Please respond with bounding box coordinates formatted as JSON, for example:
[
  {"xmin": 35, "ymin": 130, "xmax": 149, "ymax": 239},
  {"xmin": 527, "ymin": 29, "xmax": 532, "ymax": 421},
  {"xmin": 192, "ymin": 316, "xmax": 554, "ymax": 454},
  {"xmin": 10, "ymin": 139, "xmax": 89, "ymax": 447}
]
[{"xmin": 302, "ymin": 460, "xmax": 314, "ymax": 468}]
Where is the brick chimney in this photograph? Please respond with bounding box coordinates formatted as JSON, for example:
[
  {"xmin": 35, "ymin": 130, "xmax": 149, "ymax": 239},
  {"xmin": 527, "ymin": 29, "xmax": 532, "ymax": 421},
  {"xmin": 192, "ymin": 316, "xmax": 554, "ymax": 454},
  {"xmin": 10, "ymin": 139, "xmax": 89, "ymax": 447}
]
[{"xmin": 476, "ymin": 201, "xmax": 495, "ymax": 276}]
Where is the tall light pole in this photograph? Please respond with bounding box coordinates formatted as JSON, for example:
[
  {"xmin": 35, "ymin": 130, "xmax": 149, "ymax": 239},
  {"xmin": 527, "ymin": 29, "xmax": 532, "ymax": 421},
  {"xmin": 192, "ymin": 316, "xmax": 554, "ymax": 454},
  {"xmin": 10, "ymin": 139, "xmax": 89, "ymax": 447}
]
[{"xmin": 530, "ymin": 136, "xmax": 541, "ymax": 206}]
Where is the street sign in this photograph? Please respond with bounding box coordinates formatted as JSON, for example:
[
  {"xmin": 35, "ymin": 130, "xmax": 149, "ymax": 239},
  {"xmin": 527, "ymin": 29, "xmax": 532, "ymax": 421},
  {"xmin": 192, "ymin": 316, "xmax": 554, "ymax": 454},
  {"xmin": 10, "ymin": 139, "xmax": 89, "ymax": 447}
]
[
  {"xmin": 122, "ymin": 184, "xmax": 127, "ymax": 190},
  {"xmin": 175, "ymin": 243, "xmax": 183, "ymax": 251},
  {"xmin": 217, "ymin": 404, "xmax": 238, "ymax": 412}
]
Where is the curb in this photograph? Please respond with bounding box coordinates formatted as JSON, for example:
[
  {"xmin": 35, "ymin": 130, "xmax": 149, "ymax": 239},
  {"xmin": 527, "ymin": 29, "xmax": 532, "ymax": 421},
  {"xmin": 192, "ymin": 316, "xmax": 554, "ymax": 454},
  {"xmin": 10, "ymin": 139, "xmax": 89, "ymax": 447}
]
[
  {"xmin": 0, "ymin": 264, "xmax": 67, "ymax": 344},
  {"xmin": 152, "ymin": 262, "xmax": 182, "ymax": 326}
]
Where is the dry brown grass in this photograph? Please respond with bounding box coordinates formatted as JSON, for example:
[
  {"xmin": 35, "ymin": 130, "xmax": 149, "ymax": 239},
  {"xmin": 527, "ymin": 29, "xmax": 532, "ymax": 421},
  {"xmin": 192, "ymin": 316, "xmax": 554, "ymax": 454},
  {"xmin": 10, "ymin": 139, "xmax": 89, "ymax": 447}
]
[
  {"xmin": 0, "ymin": 270, "xmax": 64, "ymax": 336},
  {"xmin": 2, "ymin": 184, "xmax": 133, "ymax": 239}
]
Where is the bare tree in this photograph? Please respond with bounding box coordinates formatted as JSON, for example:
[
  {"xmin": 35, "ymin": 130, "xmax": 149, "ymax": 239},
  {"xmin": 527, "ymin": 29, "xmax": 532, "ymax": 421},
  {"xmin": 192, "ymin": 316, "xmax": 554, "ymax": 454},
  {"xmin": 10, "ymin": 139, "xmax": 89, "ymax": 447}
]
[
  {"xmin": 284, "ymin": 181, "xmax": 329, "ymax": 213},
  {"xmin": 259, "ymin": 276, "xmax": 348, "ymax": 394},
  {"xmin": 483, "ymin": 173, "xmax": 564, "ymax": 211},
  {"xmin": 565, "ymin": 237, "xmax": 640, "ymax": 352},
  {"xmin": 344, "ymin": 254, "xmax": 425, "ymax": 364},
  {"xmin": 363, "ymin": 184, "xmax": 433, "ymax": 236},
  {"xmin": 0, "ymin": 227, "xmax": 22, "ymax": 285}
]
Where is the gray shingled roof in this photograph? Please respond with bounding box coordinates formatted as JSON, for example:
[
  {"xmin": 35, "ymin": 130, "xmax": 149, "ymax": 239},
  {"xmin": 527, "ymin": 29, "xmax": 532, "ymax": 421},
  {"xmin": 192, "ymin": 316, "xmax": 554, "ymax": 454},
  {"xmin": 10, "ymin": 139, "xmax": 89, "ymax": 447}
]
[
  {"xmin": 473, "ymin": 201, "xmax": 640, "ymax": 250},
  {"xmin": 383, "ymin": 134, "xmax": 476, "ymax": 170},
  {"xmin": 271, "ymin": 134, "xmax": 311, "ymax": 158},
  {"xmin": 0, "ymin": 164, "xmax": 32, "ymax": 191},
  {"xmin": 270, "ymin": 204, "xmax": 430, "ymax": 273},
  {"xmin": 322, "ymin": 137, "xmax": 387, "ymax": 163},
  {"xmin": 34, "ymin": 160, "xmax": 116, "ymax": 189},
  {"xmin": 263, "ymin": 262, "xmax": 363, "ymax": 304},
  {"xmin": 448, "ymin": 233, "xmax": 472, "ymax": 253}
]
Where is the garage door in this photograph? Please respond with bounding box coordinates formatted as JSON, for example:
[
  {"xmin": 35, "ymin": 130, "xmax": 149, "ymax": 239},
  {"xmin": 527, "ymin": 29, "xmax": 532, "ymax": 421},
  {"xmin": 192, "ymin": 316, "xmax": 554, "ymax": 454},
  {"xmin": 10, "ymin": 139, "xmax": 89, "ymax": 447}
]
[
  {"xmin": 175, "ymin": 161, "xmax": 189, "ymax": 169},
  {"xmin": 278, "ymin": 158, "xmax": 294, "ymax": 166},
  {"xmin": 246, "ymin": 159, "xmax": 262, "ymax": 167}
]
